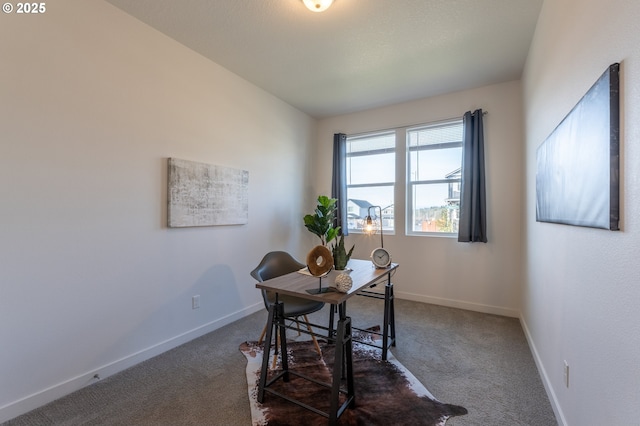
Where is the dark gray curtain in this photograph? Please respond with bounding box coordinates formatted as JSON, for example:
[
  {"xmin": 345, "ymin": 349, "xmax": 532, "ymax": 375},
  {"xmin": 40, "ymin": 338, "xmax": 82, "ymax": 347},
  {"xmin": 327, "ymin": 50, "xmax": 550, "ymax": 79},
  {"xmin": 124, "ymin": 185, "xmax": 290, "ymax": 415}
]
[
  {"xmin": 331, "ymin": 133, "xmax": 348, "ymax": 236},
  {"xmin": 458, "ymin": 109, "xmax": 487, "ymax": 243}
]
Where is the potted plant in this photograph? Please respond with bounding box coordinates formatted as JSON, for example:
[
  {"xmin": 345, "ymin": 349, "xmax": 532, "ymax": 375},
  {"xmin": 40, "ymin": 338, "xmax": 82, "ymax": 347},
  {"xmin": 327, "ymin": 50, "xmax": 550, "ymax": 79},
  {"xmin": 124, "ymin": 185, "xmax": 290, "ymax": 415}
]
[
  {"xmin": 331, "ymin": 233, "xmax": 355, "ymax": 270},
  {"xmin": 303, "ymin": 195, "xmax": 354, "ymax": 270},
  {"xmin": 303, "ymin": 195, "xmax": 339, "ymax": 246}
]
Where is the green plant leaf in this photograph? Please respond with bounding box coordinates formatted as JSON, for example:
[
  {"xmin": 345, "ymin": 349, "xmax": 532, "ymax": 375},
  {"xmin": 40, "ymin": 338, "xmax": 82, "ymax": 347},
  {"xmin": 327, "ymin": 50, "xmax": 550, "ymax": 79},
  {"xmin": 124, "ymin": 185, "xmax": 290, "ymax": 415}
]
[
  {"xmin": 303, "ymin": 195, "xmax": 339, "ymax": 245},
  {"xmin": 326, "ymin": 227, "xmax": 339, "ymax": 244}
]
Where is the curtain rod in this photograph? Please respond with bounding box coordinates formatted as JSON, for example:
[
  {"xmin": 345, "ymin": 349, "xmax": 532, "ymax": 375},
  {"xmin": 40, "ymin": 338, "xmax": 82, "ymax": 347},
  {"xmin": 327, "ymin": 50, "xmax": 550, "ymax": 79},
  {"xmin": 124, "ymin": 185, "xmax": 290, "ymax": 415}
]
[{"xmin": 345, "ymin": 111, "xmax": 487, "ymax": 138}]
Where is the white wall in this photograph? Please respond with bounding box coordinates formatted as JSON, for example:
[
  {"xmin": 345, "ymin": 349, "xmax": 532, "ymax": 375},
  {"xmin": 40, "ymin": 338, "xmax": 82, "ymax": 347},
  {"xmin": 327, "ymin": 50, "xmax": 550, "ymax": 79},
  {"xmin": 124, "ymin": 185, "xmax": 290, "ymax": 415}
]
[
  {"xmin": 314, "ymin": 81, "xmax": 524, "ymax": 317},
  {"xmin": 522, "ymin": 0, "xmax": 640, "ymax": 424},
  {"xmin": 0, "ymin": 1, "xmax": 314, "ymax": 421}
]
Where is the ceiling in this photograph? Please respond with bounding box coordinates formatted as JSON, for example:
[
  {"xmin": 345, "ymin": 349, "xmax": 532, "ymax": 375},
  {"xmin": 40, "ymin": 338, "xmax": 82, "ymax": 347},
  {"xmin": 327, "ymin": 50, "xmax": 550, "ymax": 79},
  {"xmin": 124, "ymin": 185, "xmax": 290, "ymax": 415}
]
[{"xmin": 105, "ymin": 0, "xmax": 543, "ymax": 118}]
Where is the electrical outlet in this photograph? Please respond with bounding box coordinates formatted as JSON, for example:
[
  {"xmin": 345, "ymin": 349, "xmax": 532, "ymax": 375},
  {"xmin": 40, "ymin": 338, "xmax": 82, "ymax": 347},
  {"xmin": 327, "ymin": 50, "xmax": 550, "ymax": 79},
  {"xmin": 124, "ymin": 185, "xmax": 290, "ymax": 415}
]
[
  {"xmin": 192, "ymin": 295, "xmax": 200, "ymax": 309},
  {"xmin": 563, "ymin": 360, "xmax": 569, "ymax": 388}
]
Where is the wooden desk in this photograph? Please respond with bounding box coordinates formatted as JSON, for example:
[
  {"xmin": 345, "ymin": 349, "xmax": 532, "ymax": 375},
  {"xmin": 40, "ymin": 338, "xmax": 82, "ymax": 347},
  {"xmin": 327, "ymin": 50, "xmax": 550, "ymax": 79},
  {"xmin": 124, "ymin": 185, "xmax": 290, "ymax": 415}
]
[{"xmin": 256, "ymin": 259, "xmax": 398, "ymax": 425}]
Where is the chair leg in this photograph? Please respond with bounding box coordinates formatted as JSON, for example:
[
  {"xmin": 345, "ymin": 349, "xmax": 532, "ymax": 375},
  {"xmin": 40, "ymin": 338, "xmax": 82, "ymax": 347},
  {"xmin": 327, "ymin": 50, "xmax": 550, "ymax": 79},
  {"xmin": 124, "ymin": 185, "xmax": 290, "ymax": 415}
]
[
  {"xmin": 303, "ymin": 315, "xmax": 322, "ymax": 356},
  {"xmin": 294, "ymin": 317, "xmax": 302, "ymax": 337},
  {"xmin": 263, "ymin": 315, "xmax": 320, "ymax": 368},
  {"xmin": 258, "ymin": 322, "xmax": 267, "ymax": 345}
]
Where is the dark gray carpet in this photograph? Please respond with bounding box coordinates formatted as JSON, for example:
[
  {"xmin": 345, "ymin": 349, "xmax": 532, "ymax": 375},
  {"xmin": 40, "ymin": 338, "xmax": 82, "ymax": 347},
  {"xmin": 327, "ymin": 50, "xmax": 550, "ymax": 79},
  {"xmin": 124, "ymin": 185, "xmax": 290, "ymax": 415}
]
[{"xmin": 3, "ymin": 297, "xmax": 557, "ymax": 425}]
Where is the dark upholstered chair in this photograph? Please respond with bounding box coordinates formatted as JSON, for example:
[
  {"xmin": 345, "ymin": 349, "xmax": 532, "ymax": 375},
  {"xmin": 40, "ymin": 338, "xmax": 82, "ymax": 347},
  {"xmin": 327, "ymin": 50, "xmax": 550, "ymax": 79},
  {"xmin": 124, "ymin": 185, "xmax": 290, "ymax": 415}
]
[{"xmin": 250, "ymin": 251, "xmax": 324, "ymax": 360}]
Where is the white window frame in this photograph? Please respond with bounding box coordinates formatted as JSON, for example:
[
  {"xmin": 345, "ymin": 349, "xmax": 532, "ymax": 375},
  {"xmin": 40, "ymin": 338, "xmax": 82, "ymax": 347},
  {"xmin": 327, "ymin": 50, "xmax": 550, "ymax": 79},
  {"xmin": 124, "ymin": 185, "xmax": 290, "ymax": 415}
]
[
  {"xmin": 343, "ymin": 118, "xmax": 463, "ymax": 238},
  {"xmin": 406, "ymin": 119, "xmax": 463, "ymax": 237},
  {"xmin": 345, "ymin": 131, "xmax": 396, "ymax": 234}
]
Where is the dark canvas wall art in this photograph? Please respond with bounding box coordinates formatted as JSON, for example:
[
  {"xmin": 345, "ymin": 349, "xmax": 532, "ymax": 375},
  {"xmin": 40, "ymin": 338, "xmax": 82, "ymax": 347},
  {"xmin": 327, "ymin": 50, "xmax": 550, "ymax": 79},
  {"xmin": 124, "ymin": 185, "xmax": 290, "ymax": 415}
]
[{"xmin": 536, "ymin": 63, "xmax": 620, "ymax": 230}]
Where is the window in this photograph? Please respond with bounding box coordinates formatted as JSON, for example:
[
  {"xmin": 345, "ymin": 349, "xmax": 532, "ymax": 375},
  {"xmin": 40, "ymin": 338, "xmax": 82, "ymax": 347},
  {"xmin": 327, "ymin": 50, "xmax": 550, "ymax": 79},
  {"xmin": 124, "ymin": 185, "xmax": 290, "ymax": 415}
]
[
  {"xmin": 407, "ymin": 120, "xmax": 463, "ymax": 235},
  {"xmin": 342, "ymin": 118, "xmax": 463, "ymax": 237},
  {"xmin": 345, "ymin": 132, "xmax": 395, "ymax": 233}
]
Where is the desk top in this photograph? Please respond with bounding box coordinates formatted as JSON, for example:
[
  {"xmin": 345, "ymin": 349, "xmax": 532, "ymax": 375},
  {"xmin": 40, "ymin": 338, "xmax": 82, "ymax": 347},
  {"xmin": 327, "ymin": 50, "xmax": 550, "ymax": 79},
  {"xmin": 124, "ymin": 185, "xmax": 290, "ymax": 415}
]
[{"xmin": 256, "ymin": 258, "xmax": 398, "ymax": 305}]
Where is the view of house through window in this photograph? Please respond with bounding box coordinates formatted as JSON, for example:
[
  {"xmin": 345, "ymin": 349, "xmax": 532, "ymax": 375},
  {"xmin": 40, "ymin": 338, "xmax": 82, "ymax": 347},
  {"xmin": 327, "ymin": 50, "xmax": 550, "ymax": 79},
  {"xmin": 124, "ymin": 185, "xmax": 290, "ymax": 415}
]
[
  {"xmin": 345, "ymin": 132, "xmax": 395, "ymax": 233},
  {"xmin": 407, "ymin": 120, "xmax": 463, "ymax": 235}
]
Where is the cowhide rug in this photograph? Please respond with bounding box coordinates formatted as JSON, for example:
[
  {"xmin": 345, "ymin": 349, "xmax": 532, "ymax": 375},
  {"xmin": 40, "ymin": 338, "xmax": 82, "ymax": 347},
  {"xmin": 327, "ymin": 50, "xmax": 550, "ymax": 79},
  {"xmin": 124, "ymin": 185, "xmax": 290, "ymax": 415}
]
[{"xmin": 239, "ymin": 330, "xmax": 467, "ymax": 425}]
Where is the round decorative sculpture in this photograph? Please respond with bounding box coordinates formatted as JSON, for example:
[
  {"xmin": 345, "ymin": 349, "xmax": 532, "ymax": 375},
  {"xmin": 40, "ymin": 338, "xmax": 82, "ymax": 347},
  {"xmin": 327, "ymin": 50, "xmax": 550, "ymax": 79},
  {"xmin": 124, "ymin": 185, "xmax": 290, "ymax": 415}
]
[
  {"xmin": 306, "ymin": 245, "xmax": 334, "ymax": 276},
  {"xmin": 334, "ymin": 269, "xmax": 353, "ymax": 293}
]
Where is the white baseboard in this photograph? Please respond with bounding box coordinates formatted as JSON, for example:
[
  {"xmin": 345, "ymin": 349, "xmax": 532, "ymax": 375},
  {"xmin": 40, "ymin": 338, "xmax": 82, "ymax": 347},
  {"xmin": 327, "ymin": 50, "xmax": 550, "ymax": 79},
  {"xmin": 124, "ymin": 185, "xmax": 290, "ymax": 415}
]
[
  {"xmin": 519, "ymin": 315, "xmax": 567, "ymax": 426},
  {"xmin": 395, "ymin": 290, "xmax": 520, "ymax": 318},
  {"xmin": 0, "ymin": 302, "xmax": 263, "ymax": 423},
  {"xmin": 397, "ymin": 292, "xmax": 564, "ymax": 423}
]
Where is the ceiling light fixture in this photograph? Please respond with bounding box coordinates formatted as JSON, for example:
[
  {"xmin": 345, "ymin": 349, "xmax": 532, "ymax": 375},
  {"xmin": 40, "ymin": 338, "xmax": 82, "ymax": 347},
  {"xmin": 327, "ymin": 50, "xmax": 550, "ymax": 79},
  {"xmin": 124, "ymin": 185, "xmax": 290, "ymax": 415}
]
[{"xmin": 303, "ymin": 0, "xmax": 333, "ymax": 13}]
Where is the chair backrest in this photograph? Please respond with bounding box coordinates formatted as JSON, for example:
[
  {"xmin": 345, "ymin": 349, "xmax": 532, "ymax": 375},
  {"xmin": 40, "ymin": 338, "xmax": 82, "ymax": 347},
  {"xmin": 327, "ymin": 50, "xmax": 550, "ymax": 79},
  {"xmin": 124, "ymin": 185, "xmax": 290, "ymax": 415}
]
[
  {"xmin": 250, "ymin": 251, "xmax": 305, "ymax": 283},
  {"xmin": 251, "ymin": 251, "xmax": 324, "ymax": 315}
]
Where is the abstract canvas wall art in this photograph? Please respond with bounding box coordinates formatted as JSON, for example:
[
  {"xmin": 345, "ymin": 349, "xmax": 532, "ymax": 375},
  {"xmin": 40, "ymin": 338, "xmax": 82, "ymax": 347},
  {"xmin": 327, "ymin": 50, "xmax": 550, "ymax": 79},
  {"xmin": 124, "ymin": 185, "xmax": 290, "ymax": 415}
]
[
  {"xmin": 536, "ymin": 63, "xmax": 620, "ymax": 230},
  {"xmin": 168, "ymin": 158, "xmax": 249, "ymax": 227}
]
